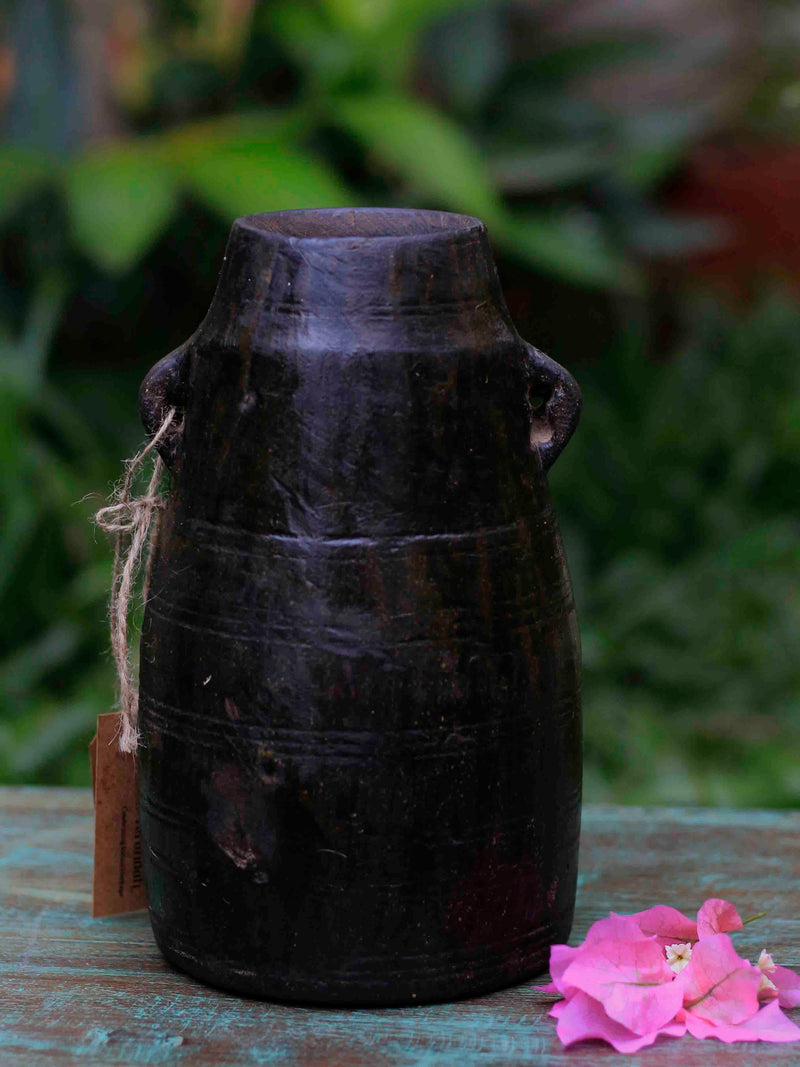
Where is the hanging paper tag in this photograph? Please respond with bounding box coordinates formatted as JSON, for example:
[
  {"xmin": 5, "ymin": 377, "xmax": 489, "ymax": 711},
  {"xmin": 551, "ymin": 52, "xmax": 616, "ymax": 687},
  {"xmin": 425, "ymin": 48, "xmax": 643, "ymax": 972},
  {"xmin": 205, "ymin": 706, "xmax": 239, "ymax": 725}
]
[{"xmin": 90, "ymin": 712, "xmax": 147, "ymax": 917}]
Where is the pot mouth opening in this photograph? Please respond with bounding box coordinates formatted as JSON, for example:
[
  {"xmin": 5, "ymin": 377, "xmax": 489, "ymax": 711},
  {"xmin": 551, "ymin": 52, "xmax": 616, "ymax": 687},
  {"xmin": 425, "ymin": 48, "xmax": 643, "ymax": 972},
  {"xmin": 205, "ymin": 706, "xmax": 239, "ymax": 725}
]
[{"xmin": 238, "ymin": 207, "xmax": 483, "ymax": 242}]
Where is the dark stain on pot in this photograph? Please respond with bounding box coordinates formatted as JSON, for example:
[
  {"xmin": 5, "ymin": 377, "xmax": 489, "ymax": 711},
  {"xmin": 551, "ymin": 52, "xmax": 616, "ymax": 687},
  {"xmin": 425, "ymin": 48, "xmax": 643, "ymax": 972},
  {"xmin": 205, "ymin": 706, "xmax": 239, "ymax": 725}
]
[{"xmin": 137, "ymin": 208, "xmax": 582, "ymax": 1005}]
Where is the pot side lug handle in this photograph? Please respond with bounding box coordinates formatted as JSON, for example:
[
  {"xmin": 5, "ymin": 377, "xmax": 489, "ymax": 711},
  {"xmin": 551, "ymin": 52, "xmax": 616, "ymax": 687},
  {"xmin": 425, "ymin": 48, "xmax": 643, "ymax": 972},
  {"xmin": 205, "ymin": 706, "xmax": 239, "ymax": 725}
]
[
  {"xmin": 138, "ymin": 342, "xmax": 190, "ymax": 469},
  {"xmin": 523, "ymin": 342, "xmax": 581, "ymax": 471}
]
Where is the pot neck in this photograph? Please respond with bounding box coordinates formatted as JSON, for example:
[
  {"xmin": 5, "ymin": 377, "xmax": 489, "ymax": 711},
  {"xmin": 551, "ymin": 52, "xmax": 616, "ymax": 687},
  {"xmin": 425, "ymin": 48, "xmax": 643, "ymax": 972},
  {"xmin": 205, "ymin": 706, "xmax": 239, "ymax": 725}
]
[{"xmin": 200, "ymin": 208, "xmax": 517, "ymax": 347}]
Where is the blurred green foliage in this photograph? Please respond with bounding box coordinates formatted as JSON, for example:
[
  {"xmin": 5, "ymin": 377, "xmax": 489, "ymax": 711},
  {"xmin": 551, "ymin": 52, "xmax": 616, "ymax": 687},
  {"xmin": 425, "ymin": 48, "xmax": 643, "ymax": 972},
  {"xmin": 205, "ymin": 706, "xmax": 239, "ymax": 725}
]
[
  {"xmin": 4, "ymin": 0, "xmax": 713, "ymax": 288},
  {"xmin": 554, "ymin": 295, "xmax": 800, "ymax": 806},
  {"xmin": 1, "ymin": 0, "xmax": 798, "ymax": 804},
  {"xmin": 0, "ymin": 270, "xmax": 119, "ymax": 782}
]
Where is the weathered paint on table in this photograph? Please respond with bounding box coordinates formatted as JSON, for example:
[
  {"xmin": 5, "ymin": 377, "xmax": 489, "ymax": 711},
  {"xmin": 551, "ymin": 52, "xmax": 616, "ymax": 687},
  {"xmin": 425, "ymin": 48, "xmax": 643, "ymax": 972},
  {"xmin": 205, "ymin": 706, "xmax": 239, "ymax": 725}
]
[{"xmin": 1, "ymin": 788, "xmax": 799, "ymax": 1064}]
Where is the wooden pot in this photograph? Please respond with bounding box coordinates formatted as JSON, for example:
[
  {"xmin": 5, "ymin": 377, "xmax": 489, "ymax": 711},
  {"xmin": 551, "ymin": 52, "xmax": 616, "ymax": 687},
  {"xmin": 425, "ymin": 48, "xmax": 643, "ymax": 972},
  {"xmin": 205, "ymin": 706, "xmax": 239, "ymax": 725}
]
[{"xmin": 137, "ymin": 207, "xmax": 582, "ymax": 1005}]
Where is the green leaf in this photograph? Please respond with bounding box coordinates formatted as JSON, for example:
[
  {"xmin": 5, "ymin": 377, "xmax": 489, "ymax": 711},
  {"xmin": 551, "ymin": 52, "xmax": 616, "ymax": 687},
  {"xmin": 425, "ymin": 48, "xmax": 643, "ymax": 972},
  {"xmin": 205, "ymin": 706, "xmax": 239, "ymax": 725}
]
[
  {"xmin": 495, "ymin": 209, "xmax": 642, "ymax": 292},
  {"xmin": 335, "ymin": 93, "xmax": 502, "ymax": 221},
  {"xmin": 265, "ymin": 3, "xmax": 356, "ymax": 90},
  {"xmin": 156, "ymin": 112, "xmax": 305, "ymax": 165},
  {"xmin": 0, "ymin": 148, "xmax": 53, "ymax": 223},
  {"xmin": 320, "ymin": 0, "xmax": 493, "ymax": 39},
  {"xmin": 376, "ymin": 0, "xmax": 508, "ymax": 86},
  {"xmin": 0, "ymin": 271, "xmax": 67, "ymax": 391},
  {"xmin": 319, "ymin": 0, "xmax": 397, "ymax": 35},
  {"xmin": 8, "ymin": 698, "xmax": 98, "ymax": 778},
  {"xmin": 383, "ymin": 0, "xmax": 499, "ymax": 35},
  {"xmin": 427, "ymin": 5, "xmax": 508, "ymax": 114},
  {"xmin": 64, "ymin": 147, "xmax": 179, "ymax": 272},
  {"xmin": 268, "ymin": 1, "xmax": 498, "ymax": 90},
  {"xmin": 181, "ymin": 140, "xmax": 353, "ymax": 219},
  {"xmin": 0, "ymin": 623, "xmax": 81, "ymax": 701}
]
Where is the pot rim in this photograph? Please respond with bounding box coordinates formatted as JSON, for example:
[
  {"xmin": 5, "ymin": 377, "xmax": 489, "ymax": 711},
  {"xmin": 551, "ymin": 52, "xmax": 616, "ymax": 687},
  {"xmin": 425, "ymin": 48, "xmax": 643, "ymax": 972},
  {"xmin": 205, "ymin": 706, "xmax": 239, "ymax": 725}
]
[{"xmin": 235, "ymin": 207, "xmax": 486, "ymax": 245}]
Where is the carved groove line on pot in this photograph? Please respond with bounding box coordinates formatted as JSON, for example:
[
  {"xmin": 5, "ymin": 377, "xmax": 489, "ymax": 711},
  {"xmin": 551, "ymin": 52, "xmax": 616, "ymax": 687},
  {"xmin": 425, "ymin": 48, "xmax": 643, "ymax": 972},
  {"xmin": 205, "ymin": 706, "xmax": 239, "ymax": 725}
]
[
  {"xmin": 144, "ymin": 598, "xmax": 575, "ymax": 647},
  {"xmin": 241, "ymin": 296, "xmax": 498, "ymax": 316},
  {"xmin": 184, "ymin": 516, "xmax": 552, "ymax": 551},
  {"xmin": 150, "ymin": 570, "xmax": 576, "ymax": 630},
  {"xmin": 142, "ymin": 687, "xmax": 578, "ymax": 729},
  {"xmin": 141, "ymin": 696, "xmax": 578, "ymax": 756},
  {"xmin": 142, "ymin": 782, "xmax": 580, "ymax": 827},
  {"xmin": 142, "ymin": 792, "xmax": 580, "ymax": 851},
  {"xmin": 142, "ymin": 689, "xmax": 578, "ymax": 731},
  {"xmin": 143, "ymin": 831, "xmax": 582, "ymax": 888}
]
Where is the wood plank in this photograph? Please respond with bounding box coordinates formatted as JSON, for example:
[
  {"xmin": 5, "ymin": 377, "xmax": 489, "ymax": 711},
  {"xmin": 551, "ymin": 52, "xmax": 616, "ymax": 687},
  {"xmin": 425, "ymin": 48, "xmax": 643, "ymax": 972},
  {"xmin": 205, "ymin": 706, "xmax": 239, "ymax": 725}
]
[{"xmin": 1, "ymin": 789, "xmax": 799, "ymax": 1063}]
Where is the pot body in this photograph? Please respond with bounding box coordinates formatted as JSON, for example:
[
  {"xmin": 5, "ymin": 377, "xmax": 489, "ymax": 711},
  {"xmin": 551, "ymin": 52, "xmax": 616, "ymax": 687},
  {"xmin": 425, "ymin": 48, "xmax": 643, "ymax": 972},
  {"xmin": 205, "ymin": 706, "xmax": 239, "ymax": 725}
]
[{"xmin": 138, "ymin": 208, "xmax": 582, "ymax": 1005}]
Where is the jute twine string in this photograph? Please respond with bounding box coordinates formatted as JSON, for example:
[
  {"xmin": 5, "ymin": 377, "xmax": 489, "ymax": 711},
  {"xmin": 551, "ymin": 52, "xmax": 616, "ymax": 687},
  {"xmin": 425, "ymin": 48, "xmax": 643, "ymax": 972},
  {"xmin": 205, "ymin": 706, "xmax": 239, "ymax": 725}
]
[{"xmin": 94, "ymin": 409, "xmax": 177, "ymax": 753}]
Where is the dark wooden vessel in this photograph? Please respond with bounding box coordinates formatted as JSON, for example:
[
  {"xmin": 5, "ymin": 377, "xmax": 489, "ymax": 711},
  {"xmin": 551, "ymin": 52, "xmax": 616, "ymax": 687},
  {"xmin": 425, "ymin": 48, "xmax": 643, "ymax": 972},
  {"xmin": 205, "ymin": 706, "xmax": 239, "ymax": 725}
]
[{"xmin": 137, "ymin": 208, "xmax": 582, "ymax": 1005}]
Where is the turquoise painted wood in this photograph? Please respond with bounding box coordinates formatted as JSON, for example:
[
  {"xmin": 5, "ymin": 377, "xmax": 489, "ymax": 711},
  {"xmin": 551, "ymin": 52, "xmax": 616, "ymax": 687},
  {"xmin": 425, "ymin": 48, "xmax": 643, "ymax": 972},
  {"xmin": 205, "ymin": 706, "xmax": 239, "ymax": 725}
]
[{"xmin": 1, "ymin": 788, "xmax": 799, "ymax": 1064}]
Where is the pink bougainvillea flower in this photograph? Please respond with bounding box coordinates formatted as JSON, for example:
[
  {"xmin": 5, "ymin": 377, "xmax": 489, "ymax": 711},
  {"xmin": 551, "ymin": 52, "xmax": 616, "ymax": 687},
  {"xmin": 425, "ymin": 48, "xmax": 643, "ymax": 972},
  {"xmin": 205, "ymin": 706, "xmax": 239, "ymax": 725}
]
[
  {"xmin": 681, "ymin": 933, "xmax": 762, "ymax": 1025},
  {"xmin": 681, "ymin": 1000, "xmax": 800, "ymax": 1044},
  {"xmin": 561, "ymin": 937, "xmax": 685, "ymax": 1034},
  {"xmin": 757, "ymin": 950, "xmax": 800, "ymax": 1009},
  {"xmin": 697, "ymin": 898, "xmax": 744, "ymax": 939},
  {"xmin": 540, "ymin": 898, "xmax": 800, "ymax": 1052},
  {"xmin": 553, "ymin": 989, "xmax": 686, "ymax": 1053}
]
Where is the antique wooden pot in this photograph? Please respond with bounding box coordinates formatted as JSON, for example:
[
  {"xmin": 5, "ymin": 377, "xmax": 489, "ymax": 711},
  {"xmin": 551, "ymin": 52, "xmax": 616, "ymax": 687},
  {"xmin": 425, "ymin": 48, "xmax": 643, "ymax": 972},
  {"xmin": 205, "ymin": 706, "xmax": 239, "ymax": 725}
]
[{"xmin": 137, "ymin": 207, "xmax": 582, "ymax": 1005}]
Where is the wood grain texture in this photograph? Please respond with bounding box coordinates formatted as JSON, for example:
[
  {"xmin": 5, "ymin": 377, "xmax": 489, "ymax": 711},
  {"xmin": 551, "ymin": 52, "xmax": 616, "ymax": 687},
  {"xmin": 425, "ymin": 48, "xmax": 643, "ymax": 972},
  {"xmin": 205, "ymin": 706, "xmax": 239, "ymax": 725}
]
[
  {"xmin": 137, "ymin": 208, "xmax": 582, "ymax": 1003},
  {"xmin": 2, "ymin": 788, "xmax": 799, "ymax": 1064}
]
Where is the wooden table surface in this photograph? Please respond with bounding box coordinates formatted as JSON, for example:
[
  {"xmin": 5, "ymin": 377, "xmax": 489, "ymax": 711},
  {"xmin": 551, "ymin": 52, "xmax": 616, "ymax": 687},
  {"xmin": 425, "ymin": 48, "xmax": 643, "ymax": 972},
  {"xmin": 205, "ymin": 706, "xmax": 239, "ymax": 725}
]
[{"xmin": 2, "ymin": 787, "xmax": 799, "ymax": 1064}]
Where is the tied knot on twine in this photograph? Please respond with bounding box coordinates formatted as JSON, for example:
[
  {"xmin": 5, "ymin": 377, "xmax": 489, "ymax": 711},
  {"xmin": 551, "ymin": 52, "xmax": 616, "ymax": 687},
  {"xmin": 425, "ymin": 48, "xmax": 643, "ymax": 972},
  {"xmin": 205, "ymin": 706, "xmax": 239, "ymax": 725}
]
[{"xmin": 94, "ymin": 409, "xmax": 177, "ymax": 753}]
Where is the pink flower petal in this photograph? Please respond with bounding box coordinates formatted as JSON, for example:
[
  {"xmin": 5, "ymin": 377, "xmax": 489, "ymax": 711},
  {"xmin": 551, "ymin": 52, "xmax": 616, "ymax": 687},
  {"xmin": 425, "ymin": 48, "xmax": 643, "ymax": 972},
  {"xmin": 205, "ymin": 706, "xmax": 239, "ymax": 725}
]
[
  {"xmin": 684, "ymin": 999, "xmax": 800, "ymax": 1043},
  {"xmin": 771, "ymin": 964, "xmax": 800, "ymax": 1009},
  {"xmin": 562, "ymin": 938, "xmax": 684, "ymax": 1035},
  {"xmin": 555, "ymin": 990, "xmax": 686, "ymax": 1052},
  {"xmin": 584, "ymin": 913, "xmax": 648, "ymax": 944},
  {"xmin": 633, "ymin": 904, "xmax": 698, "ymax": 946},
  {"xmin": 538, "ymin": 943, "xmax": 582, "ymax": 996},
  {"xmin": 540, "ymin": 914, "xmax": 663, "ymax": 997},
  {"xmin": 697, "ymin": 898, "xmax": 744, "ymax": 939},
  {"xmin": 682, "ymin": 933, "xmax": 761, "ymax": 1025}
]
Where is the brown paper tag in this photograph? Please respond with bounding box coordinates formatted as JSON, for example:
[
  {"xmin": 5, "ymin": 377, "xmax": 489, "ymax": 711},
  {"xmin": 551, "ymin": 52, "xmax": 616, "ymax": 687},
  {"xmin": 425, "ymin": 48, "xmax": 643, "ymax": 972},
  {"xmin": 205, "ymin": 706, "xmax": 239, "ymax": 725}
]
[{"xmin": 90, "ymin": 712, "xmax": 147, "ymax": 917}]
